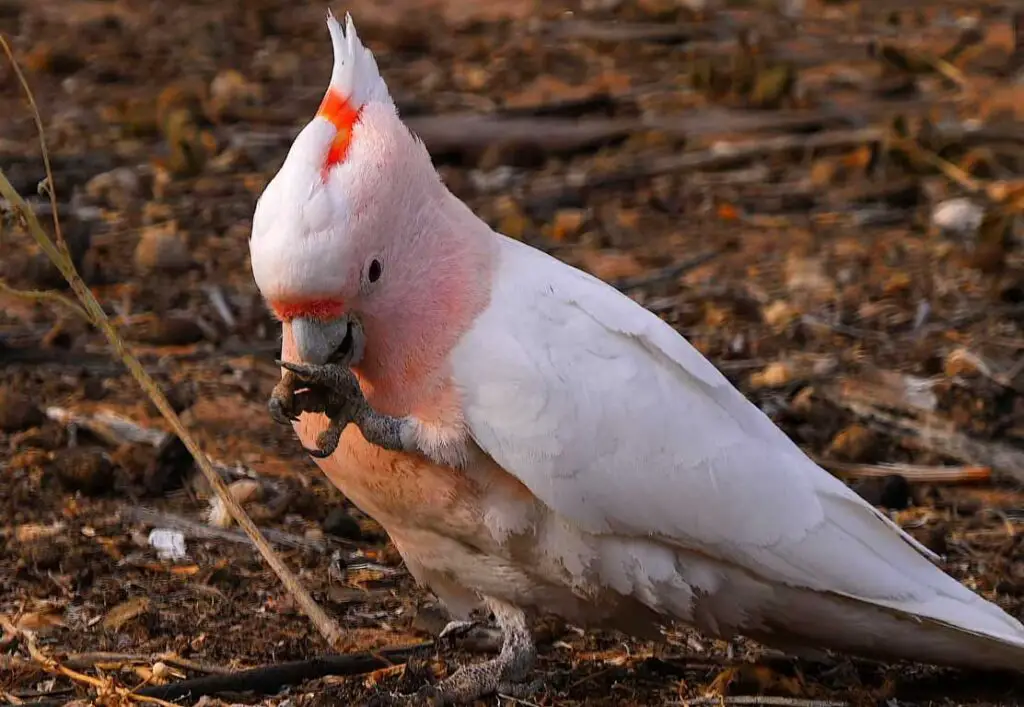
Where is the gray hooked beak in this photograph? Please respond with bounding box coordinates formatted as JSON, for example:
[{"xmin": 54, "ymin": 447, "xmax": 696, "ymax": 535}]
[{"xmin": 290, "ymin": 315, "xmax": 364, "ymax": 366}]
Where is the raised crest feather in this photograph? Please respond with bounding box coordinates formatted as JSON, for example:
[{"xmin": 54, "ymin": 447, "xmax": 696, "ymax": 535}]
[{"xmin": 325, "ymin": 10, "xmax": 393, "ymax": 110}]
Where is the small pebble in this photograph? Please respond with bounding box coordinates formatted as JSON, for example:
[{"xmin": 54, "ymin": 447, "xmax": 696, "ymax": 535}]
[
  {"xmin": 207, "ymin": 69, "xmax": 263, "ymax": 121},
  {"xmin": 931, "ymin": 198, "xmax": 983, "ymax": 238},
  {"xmin": 826, "ymin": 423, "xmax": 878, "ymax": 463},
  {"xmin": 133, "ymin": 221, "xmax": 193, "ymax": 274},
  {"xmin": 85, "ymin": 167, "xmax": 143, "ymax": 211}
]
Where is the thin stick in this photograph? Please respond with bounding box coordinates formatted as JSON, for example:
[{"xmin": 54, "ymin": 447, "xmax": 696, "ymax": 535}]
[
  {"xmin": 122, "ymin": 506, "xmax": 337, "ymax": 553},
  {"xmin": 24, "ymin": 637, "xmax": 180, "ymax": 707},
  {"xmin": 132, "ymin": 644, "xmax": 430, "ymax": 702},
  {"xmin": 0, "ymin": 36, "xmax": 344, "ymax": 648},
  {"xmin": 677, "ymin": 698, "xmax": 847, "ymax": 707},
  {"xmin": 0, "ymin": 279, "xmax": 91, "ymax": 323},
  {"xmin": 816, "ymin": 459, "xmax": 992, "ymax": 484},
  {"xmin": 0, "ymin": 38, "xmax": 65, "ymax": 258}
]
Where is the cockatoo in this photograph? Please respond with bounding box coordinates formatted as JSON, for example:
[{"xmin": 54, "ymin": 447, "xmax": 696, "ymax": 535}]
[{"xmin": 250, "ymin": 11, "xmax": 1024, "ymax": 704}]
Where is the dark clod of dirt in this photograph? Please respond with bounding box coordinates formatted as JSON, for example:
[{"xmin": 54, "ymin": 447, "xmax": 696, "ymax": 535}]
[
  {"xmin": 0, "ymin": 386, "xmax": 44, "ymax": 431},
  {"xmin": 143, "ymin": 434, "xmax": 194, "ymax": 494},
  {"xmin": 851, "ymin": 474, "xmax": 913, "ymax": 510},
  {"xmin": 20, "ymin": 539, "xmax": 66, "ymax": 571},
  {"xmin": 322, "ymin": 507, "xmax": 363, "ymax": 540},
  {"xmin": 5, "ymin": 218, "xmax": 96, "ymax": 290},
  {"xmin": 50, "ymin": 446, "xmax": 115, "ymax": 494}
]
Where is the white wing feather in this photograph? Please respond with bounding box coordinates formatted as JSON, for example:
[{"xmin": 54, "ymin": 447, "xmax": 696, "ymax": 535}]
[{"xmin": 450, "ymin": 235, "xmax": 1024, "ymax": 643}]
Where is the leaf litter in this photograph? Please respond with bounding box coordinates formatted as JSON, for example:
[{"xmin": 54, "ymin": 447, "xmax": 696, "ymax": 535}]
[{"xmin": 3, "ymin": 0, "xmax": 1024, "ymax": 704}]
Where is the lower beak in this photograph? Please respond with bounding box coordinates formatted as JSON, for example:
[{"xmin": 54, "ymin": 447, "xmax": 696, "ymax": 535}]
[{"xmin": 290, "ymin": 315, "xmax": 362, "ymax": 366}]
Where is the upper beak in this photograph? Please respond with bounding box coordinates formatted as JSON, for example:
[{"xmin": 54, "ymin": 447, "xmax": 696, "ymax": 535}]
[{"xmin": 290, "ymin": 315, "xmax": 362, "ymax": 366}]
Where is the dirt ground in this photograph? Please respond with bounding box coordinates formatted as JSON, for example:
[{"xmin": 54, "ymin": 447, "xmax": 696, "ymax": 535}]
[{"xmin": 3, "ymin": 0, "xmax": 1024, "ymax": 704}]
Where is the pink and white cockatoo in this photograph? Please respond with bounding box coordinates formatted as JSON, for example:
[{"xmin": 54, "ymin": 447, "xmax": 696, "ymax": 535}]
[{"xmin": 250, "ymin": 11, "xmax": 1024, "ymax": 704}]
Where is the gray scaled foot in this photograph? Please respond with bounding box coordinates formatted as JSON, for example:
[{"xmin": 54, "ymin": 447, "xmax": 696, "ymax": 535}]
[
  {"xmin": 382, "ymin": 602, "xmax": 540, "ymax": 706},
  {"xmin": 273, "ymin": 360, "xmax": 410, "ymax": 459}
]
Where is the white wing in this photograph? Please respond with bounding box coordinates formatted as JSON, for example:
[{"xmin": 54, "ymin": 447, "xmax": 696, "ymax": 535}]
[{"xmin": 450, "ymin": 235, "xmax": 1023, "ymax": 640}]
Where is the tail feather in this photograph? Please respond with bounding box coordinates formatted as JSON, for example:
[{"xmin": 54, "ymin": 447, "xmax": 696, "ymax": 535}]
[
  {"xmin": 614, "ymin": 541, "xmax": 1024, "ymax": 671},
  {"xmin": 750, "ymin": 585, "xmax": 1024, "ymax": 671}
]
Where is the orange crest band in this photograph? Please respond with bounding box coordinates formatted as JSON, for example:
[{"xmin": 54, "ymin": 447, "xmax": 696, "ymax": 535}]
[{"xmin": 317, "ymin": 88, "xmax": 361, "ymax": 168}]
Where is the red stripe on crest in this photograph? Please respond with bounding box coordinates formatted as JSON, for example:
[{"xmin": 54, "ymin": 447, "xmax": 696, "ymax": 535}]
[
  {"xmin": 270, "ymin": 298, "xmax": 345, "ymax": 322},
  {"xmin": 317, "ymin": 88, "xmax": 361, "ymax": 169}
]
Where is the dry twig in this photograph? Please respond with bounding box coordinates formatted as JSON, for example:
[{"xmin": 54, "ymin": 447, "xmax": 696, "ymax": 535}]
[
  {"xmin": 677, "ymin": 698, "xmax": 847, "ymax": 707},
  {"xmin": 131, "ymin": 644, "xmax": 430, "ymax": 702},
  {"xmin": 817, "ymin": 459, "xmax": 992, "ymax": 485},
  {"xmin": 22, "ymin": 633, "xmax": 180, "ymax": 707},
  {"xmin": 122, "ymin": 506, "xmax": 340, "ymax": 554}
]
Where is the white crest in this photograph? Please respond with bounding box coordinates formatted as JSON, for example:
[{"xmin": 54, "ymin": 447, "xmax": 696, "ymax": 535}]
[{"xmin": 326, "ymin": 10, "xmax": 393, "ymax": 109}]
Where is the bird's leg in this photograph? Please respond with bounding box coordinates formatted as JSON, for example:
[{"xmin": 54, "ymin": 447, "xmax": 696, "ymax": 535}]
[
  {"xmin": 411, "ymin": 600, "xmax": 539, "ymax": 705},
  {"xmin": 276, "ymin": 360, "xmax": 413, "ymax": 459}
]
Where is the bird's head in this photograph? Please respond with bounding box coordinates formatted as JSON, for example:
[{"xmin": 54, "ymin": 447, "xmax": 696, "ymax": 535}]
[{"xmin": 249, "ymin": 11, "xmax": 448, "ymax": 370}]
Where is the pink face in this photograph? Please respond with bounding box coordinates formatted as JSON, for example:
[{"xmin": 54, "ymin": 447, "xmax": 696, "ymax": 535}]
[{"xmin": 251, "ymin": 98, "xmax": 495, "ymax": 416}]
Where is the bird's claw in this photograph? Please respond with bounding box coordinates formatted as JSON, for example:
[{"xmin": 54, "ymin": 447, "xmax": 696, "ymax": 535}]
[
  {"xmin": 269, "ymin": 360, "xmax": 369, "ymax": 458},
  {"xmin": 268, "ymin": 370, "xmax": 300, "ymax": 425}
]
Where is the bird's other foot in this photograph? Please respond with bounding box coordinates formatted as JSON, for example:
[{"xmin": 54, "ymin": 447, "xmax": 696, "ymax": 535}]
[{"xmin": 372, "ymin": 602, "xmax": 539, "ymax": 706}]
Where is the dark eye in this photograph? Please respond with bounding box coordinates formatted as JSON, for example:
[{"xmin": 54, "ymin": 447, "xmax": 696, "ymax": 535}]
[{"xmin": 368, "ymin": 259, "xmax": 382, "ymax": 283}]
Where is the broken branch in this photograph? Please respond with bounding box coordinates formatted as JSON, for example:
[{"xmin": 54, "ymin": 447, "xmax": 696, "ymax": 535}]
[{"xmin": 132, "ymin": 644, "xmax": 430, "ymax": 702}]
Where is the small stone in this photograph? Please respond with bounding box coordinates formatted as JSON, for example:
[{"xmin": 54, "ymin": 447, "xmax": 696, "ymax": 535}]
[
  {"xmin": 322, "ymin": 508, "xmax": 363, "ymax": 540},
  {"xmin": 578, "ymin": 249, "xmax": 644, "ymax": 282},
  {"xmin": 749, "ymin": 361, "xmax": 794, "ymax": 389},
  {"xmin": 762, "ymin": 300, "xmax": 797, "ymax": 330},
  {"xmin": 0, "ymin": 387, "xmax": 44, "ymax": 432},
  {"xmin": 944, "ymin": 347, "xmax": 989, "ymax": 378},
  {"xmin": 134, "ymin": 221, "xmax": 193, "ymax": 274},
  {"xmin": 548, "ymin": 209, "xmax": 586, "ymax": 242},
  {"xmin": 826, "ymin": 423, "xmax": 878, "ymax": 463},
  {"xmin": 85, "ymin": 167, "xmax": 143, "ymax": 211},
  {"xmin": 931, "ymin": 198, "xmax": 983, "ymax": 238},
  {"xmin": 207, "ymin": 69, "xmax": 264, "ymax": 122}
]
